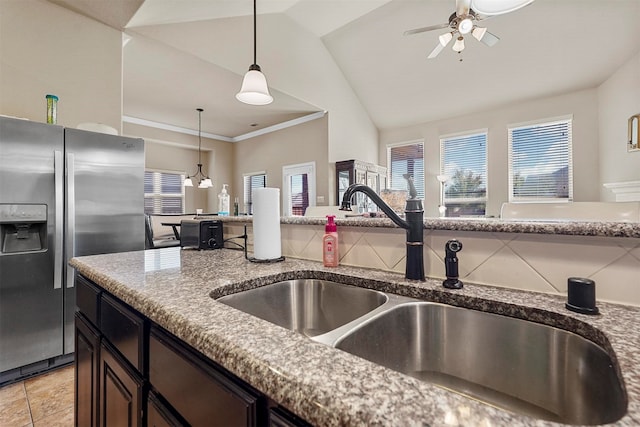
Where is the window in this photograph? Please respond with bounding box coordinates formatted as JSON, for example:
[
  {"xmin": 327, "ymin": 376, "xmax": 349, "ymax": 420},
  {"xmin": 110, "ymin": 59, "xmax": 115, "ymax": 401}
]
[
  {"xmin": 440, "ymin": 131, "xmax": 488, "ymax": 217},
  {"xmin": 144, "ymin": 170, "xmax": 185, "ymax": 214},
  {"xmin": 508, "ymin": 117, "xmax": 573, "ymax": 202},
  {"xmin": 387, "ymin": 141, "xmax": 425, "ymax": 199},
  {"xmin": 282, "ymin": 162, "xmax": 316, "ymax": 216},
  {"xmin": 243, "ymin": 172, "xmax": 266, "ymax": 215}
]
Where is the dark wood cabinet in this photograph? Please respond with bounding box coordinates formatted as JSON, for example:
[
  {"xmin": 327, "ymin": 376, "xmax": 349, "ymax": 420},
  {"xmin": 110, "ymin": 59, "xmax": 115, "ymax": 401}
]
[
  {"xmin": 147, "ymin": 392, "xmax": 186, "ymax": 427},
  {"xmin": 335, "ymin": 159, "xmax": 387, "ymax": 208},
  {"xmin": 75, "ymin": 313, "xmax": 100, "ymax": 427},
  {"xmin": 75, "ymin": 273, "xmax": 310, "ymax": 427},
  {"xmin": 269, "ymin": 407, "xmax": 312, "ymax": 427},
  {"xmin": 100, "ymin": 293, "xmax": 146, "ymax": 373},
  {"xmin": 149, "ymin": 326, "xmax": 264, "ymax": 426},
  {"xmin": 99, "ymin": 341, "xmax": 144, "ymax": 427}
]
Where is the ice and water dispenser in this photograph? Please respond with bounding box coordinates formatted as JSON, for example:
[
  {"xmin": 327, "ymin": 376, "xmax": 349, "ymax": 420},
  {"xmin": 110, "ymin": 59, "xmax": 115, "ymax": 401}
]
[{"xmin": 0, "ymin": 204, "xmax": 48, "ymax": 254}]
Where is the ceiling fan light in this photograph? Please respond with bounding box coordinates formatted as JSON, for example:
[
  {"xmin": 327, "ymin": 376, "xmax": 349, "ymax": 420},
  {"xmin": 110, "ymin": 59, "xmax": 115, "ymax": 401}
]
[
  {"xmin": 236, "ymin": 66, "xmax": 273, "ymax": 106},
  {"xmin": 458, "ymin": 18, "xmax": 473, "ymax": 35},
  {"xmin": 452, "ymin": 36, "xmax": 465, "ymax": 52},
  {"xmin": 472, "ymin": 26, "xmax": 487, "ymax": 41},
  {"xmin": 470, "ymin": 0, "xmax": 534, "ymax": 16},
  {"xmin": 439, "ymin": 32, "xmax": 453, "ymax": 47}
]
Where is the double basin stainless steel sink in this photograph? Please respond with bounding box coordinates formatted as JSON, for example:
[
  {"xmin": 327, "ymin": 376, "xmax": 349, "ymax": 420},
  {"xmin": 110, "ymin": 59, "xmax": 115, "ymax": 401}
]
[{"xmin": 216, "ymin": 279, "xmax": 627, "ymax": 425}]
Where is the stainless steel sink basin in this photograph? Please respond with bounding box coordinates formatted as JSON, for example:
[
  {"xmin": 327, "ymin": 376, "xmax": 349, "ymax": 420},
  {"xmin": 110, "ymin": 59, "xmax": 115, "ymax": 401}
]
[
  {"xmin": 217, "ymin": 279, "xmax": 387, "ymax": 337},
  {"xmin": 334, "ymin": 302, "xmax": 627, "ymax": 425}
]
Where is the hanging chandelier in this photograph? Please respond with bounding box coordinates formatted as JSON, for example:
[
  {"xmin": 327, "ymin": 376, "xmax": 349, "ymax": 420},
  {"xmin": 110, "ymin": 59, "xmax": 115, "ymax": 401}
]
[
  {"xmin": 236, "ymin": 0, "xmax": 273, "ymax": 105},
  {"xmin": 184, "ymin": 108, "xmax": 213, "ymax": 188}
]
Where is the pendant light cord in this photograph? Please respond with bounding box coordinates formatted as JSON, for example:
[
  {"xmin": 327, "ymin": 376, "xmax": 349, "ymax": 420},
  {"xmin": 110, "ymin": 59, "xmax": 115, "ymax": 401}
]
[
  {"xmin": 253, "ymin": 0, "xmax": 257, "ymax": 65},
  {"xmin": 197, "ymin": 108, "xmax": 203, "ymax": 165}
]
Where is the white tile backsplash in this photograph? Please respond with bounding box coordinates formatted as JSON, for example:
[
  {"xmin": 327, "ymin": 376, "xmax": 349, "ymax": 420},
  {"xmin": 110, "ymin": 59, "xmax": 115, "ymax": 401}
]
[{"xmin": 278, "ymin": 223, "xmax": 640, "ymax": 306}]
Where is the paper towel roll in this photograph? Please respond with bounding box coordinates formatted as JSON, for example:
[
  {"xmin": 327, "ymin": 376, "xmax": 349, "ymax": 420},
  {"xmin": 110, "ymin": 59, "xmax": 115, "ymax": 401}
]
[{"xmin": 252, "ymin": 187, "xmax": 282, "ymax": 260}]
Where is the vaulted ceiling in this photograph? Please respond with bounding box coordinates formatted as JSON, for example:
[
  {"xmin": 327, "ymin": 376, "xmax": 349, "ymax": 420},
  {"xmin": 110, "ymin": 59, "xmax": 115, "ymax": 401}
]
[{"xmin": 47, "ymin": 0, "xmax": 640, "ymax": 138}]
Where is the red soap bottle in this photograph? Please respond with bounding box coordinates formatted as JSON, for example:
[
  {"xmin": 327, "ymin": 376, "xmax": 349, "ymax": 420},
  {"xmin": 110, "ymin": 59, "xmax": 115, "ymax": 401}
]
[{"xmin": 322, "ymin": 215, "xmax": 339, "ymax": 267}]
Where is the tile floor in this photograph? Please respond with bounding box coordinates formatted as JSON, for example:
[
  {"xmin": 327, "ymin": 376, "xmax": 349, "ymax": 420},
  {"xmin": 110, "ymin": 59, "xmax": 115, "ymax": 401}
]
[{"xmin": 0, "ymin": 365, "xmax": 74, "ymax": 427}]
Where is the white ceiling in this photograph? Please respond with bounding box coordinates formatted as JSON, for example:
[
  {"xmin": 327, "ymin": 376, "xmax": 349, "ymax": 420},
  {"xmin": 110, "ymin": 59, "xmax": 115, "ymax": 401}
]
[{"xmin": 48, "ymin": 0, "xmax": 640, "ymax": 138}]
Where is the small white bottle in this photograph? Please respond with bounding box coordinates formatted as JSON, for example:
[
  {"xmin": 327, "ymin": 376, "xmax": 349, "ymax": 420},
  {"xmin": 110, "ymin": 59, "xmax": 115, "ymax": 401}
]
[{"xmin": 218, "ymin": 184, "xmax": 230, "ymax": 216}]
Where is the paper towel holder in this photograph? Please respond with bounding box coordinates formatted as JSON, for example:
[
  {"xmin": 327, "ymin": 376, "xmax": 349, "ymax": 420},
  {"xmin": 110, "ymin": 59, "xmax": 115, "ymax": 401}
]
[{"xmin": 242, "ymin": 225, "xmax": 285, "ymax": 263}]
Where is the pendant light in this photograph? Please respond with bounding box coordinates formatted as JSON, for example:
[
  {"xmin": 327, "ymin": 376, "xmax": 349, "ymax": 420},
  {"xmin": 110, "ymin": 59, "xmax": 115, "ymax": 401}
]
[
  {"xmin": 184, "ymin": 108, "xmax": 213, "ymax": 189},
  {"xmin": 236, "ymin": 0, "xmax": 273, "ymax": 105}
]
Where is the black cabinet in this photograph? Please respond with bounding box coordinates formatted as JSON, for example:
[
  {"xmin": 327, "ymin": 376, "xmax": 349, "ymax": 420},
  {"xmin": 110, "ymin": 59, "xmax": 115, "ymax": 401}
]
[
  {"xmin": 99, "ymin": 341, "xmax": 144, "ymax": 427},
  {"xmin": 75, "ymin": 313, "xmax": 100, "ymax": 427},
  {"xmin": 149, "ymin": 326, "xmax": 264, "ymax": 426},
  {"xmin": 335, "ymin": 159, "xmax": 387, "ymax": 208},
  {"xmin": 147, "ymin": 391, "xmax": 186, "ymax": 427},
  {"xmin": 75, "ymin": 273, "xmax": 310, "ymax": 427}
]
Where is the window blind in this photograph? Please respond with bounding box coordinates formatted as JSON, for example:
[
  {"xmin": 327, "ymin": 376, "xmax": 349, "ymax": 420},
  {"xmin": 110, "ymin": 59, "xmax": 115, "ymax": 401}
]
[
  {"xmin": 387, "ymin": 142, "xmax": 425, "ymax": 199},
  {"xmin": 441, "ymin": 132, "xmax": 488, "ymax": 201},
  {"xmin": 243, "ymin": 173, "xmax": 266, "ymax": 214},
  {"xmin": 144, "ymin": 170, "xmax": 185, "ymax": 214},
  {"xmin": 508, "ymin": 118, "xmax": 573, "ymax": 202}
]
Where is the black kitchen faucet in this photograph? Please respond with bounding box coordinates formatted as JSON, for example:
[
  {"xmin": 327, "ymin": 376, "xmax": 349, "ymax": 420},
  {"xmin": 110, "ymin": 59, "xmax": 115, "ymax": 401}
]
[{"xmin": 340, "ymin": 174, "xmax": 425, "ymax": 281}]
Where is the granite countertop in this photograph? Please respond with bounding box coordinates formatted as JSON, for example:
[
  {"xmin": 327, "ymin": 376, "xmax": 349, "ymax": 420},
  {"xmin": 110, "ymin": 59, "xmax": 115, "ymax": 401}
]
[
  {"xmin": 70, "ymin": 248, "xmax": 640, "ymax": 426},
  {"xmin": 204, "ymin": 215, "xmax": 640, "ymax": 238}
]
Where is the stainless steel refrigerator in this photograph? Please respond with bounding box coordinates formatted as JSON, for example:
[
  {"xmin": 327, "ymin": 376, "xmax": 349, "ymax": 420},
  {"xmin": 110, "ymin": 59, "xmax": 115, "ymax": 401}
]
[{"xmin": 0, "ymin": 116, "xmax": 144, "ymax": 384}]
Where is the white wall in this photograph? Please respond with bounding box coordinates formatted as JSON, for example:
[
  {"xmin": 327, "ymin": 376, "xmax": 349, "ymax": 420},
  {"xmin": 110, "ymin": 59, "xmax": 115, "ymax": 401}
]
[
  {"xmin": 0, "ymin": 0, "xmax": 122, "ymax": 132},
  {"xmin": 597, "ymin": 51, "xmax": 640, "ymax": 201},
  {"xmin": 379, "ymin": 89, "xmax": 601, "ymax": 217}
]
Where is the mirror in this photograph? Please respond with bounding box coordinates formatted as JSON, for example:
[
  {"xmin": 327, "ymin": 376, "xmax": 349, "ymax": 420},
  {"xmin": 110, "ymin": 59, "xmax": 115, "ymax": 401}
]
[{"xmin": 629, "ymin": 114, "xmax": 639, "ymax": 152}]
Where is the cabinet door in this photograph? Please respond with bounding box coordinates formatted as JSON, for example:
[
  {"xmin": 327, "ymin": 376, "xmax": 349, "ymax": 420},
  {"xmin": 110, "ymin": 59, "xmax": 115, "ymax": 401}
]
[
  {"xmin": 148, "ymin": 391, "xmax": 186, "ymax": 427},
  {"xmin": 269, "ymin": 407, "xmax": 312, "ymax": 427},
  {"xmin": 149, "ymin": 327, "xmax": 264, "ymax": 426},
  {"xmin": 99, "ymin": 341, "xmax": 143, "ymax": 427},
  {"xmin": 100, "ymin": 293, "xmax": 145, "ymax": 373},
  {"xmin": 75, "ymin": 313, "xmax": 100, "ymax": 427}
]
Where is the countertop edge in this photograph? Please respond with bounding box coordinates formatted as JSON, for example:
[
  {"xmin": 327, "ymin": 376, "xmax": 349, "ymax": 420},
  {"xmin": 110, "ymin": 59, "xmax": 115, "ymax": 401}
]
[{"xmin": 69, "ymin": 250, "xmax": 640, "ymax": 426}]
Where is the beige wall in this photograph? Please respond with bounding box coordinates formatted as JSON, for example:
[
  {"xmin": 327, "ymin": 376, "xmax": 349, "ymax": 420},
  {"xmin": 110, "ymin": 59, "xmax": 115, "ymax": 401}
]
[
  {"xmin": 233, "ymin": 115, "xmax": 329, "ymax": 209},
  {"xmin": 124, "ymin": 122, "xmax": 233, "ymax": 214},
  {"xmin": 597, "ymin": 51, "xmax": 640, "ymax": 201},
  {"xmin": 379, "ymin": 89, "xmax": 601, "ymax": 218},
  {"xmin": 0, "ymin": 0, "xmax": 122, "ymax": 131}
]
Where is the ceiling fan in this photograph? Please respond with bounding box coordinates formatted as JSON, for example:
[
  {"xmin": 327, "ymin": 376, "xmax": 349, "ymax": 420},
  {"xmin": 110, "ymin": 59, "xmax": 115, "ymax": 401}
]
[{"xmin": 404, "ymin": 0, "xmax": 534, "ymax": 59}]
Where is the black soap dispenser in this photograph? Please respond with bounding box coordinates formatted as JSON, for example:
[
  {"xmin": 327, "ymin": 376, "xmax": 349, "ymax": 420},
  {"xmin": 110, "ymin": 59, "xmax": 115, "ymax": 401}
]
[{"xmin": 565, "ymin": 277, "xmax": 599, "ymax": 315}]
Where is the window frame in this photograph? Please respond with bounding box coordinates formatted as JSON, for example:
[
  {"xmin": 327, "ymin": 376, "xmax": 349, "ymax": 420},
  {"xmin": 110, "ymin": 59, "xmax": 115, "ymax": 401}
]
[
  {"xmin": 386, "ymin": 140, "xmax": 425, "ymax": 200},
  {"xmin": 282, "ymin": 162, "xmax": 316, "ymax": 217},
  {"xmin": 144, "ymin": 168, "xmax": 186, "ymax": 214},
  {"xmin": 439, "ymin": 129, "xmax": 488, "ymax": 217},
  {"xmin": 508, "ymin": 115, "xmax": 574, "ymax": 203}
]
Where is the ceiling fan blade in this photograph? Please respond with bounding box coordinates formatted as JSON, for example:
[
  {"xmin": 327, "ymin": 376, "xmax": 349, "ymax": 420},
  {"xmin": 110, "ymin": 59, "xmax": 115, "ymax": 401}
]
[
  {"xmin": 456, "ymin": 0, "xmax": 471, "ymax": 16},
  {"xmin": 427, "ymin": 42, "xmax": 445, "ymax": 59},
  {"xmin": 479, "ymin": 29, "xmax": 500, "ymax": 46},
  {"xmin": 404, "ymin": 22, "xmax": 449, "ymax": 36}
]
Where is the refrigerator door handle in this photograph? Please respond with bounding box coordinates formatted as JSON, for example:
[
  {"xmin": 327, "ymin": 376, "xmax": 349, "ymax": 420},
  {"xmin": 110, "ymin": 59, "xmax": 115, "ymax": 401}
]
[
  {"xmin": 66, "ymin": 152, "xmax": 76, "ymax": 289},
  {"xmin": 54, "ymin": 150, "xmax": 64, "ymax": 289}
]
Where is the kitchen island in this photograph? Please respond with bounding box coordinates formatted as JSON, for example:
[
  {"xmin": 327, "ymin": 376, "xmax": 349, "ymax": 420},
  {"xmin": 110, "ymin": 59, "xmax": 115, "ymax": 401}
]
[{"xmin": 71, "ymin": 247, "xmax": 640, "ymax": 426}]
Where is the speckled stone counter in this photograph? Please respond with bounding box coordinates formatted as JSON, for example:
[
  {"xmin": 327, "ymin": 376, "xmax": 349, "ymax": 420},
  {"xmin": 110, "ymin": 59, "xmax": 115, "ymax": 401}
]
[
  {"xmin": 205, "ymin": 215, "xmax": 640, "ymax": 238},
  {"xmin": 70, "ymin": 248, "xmax": 640, "ymax": 426}
]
